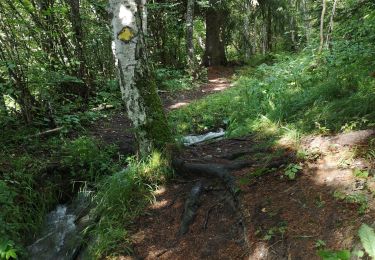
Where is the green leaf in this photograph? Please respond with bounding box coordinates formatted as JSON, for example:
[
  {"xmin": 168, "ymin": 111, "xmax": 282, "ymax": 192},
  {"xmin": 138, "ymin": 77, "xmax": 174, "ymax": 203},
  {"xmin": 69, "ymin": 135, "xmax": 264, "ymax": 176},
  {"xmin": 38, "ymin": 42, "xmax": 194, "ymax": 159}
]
[
  {"xmin": 6, "ymin": 249, "xmax": 17, "ymax": 259},
  {"xmin": 317, "ymin": 249, "xmax": 350, "ymax": 260},
  {"xmin": 358, "ymin": 224, "xmax": 375, "ymax": 258}
]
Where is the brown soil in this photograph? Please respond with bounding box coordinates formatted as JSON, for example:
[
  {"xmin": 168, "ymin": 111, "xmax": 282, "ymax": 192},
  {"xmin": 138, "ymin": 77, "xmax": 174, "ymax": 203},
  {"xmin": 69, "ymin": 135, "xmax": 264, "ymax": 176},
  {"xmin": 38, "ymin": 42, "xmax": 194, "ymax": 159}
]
[
  {"xmin": 90, "ymin": 66, "xmax": 235, "ymax": 154},
  {"xmin": 161, "ymin": 66, "xmax": 234, "ymax": 110},
  {"xmin": 91, "ymin": 67, "xmax": 375, "ymax": 259}
]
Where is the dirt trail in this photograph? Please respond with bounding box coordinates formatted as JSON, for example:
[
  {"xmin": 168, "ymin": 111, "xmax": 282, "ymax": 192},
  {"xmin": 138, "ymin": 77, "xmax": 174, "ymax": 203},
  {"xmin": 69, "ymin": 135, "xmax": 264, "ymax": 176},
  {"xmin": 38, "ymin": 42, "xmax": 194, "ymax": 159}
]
[
  {"xmin": 90, "ymin": 66, "xmax": 234, "ymax": 155},
  {"xmin": 92, "ymin": 68, "xmax": 375, "ymax": 259}
]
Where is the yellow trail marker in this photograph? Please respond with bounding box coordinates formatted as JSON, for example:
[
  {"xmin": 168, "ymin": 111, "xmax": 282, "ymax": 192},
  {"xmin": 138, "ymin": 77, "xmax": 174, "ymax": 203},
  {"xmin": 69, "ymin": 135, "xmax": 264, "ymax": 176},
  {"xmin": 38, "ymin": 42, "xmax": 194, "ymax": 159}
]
[{"xmin": 118, "ymin": 26, "xmax": 135, "ymax": 43}]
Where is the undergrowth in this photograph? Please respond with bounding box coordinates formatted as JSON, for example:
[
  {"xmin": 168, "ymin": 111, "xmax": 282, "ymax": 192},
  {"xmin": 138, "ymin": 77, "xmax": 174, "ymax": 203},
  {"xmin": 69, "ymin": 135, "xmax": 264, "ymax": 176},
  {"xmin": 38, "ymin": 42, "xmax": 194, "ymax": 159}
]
[
  {"xmin": 0, "ymin": 135, "xmax": 120, "ymax": 258},
  {"xmin": 87, "ymin": 152, "xmax": 172, "ymax": 258},
  {"xmin": 169, "ymin": 8, "xmax": 375, "ymax": 139}
]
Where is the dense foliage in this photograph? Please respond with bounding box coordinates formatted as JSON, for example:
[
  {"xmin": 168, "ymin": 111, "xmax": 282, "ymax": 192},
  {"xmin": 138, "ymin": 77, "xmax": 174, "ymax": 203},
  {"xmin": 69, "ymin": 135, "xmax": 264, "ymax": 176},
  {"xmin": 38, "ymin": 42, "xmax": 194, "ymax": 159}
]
[{"xmin": 0, "ymin": 0, "xmax": 374, "ymax": 258}]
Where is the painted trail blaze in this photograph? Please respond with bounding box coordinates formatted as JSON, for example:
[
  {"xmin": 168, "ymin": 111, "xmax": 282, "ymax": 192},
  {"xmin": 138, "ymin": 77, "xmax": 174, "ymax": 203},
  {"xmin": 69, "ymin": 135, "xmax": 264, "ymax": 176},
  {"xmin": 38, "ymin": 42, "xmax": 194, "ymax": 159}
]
[{"xmin": 118, "ymin": 26, "xmax": 135, "ymax": 43}]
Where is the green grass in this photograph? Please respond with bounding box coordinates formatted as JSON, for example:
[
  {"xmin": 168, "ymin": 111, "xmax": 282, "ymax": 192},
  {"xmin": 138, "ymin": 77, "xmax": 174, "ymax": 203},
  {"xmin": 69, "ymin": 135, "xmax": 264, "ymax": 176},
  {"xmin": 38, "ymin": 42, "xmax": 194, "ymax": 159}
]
[
  {"xmin": 169, "ymin": 8, "xmax": 375, "ymax": 139},
  {"xmin": 87, "ymin": 151, "xmax": 172, "ymax": 258},
  {"xmin": 0, "ymin": 135, "xmax": 121, "ymax": 258},
  {"xmin": 169, "ymin": 48, "xmax": 375, "ymax": 140}
]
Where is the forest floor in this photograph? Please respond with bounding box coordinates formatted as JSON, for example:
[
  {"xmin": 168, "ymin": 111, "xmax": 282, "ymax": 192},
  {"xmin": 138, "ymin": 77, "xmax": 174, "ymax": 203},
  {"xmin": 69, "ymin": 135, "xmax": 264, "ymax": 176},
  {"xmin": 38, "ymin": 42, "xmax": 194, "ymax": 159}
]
[{"xmin": 91, "ymin": 67, "xmax": 375, "ymax": 259}]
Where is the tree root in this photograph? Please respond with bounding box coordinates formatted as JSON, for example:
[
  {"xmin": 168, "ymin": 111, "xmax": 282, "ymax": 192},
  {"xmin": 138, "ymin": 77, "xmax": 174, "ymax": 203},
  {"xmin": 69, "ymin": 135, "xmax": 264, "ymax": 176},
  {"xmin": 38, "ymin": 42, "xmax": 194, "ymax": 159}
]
[{"xmin": 178, "ymin": 181, "xmax": 204, "ymax": 235}]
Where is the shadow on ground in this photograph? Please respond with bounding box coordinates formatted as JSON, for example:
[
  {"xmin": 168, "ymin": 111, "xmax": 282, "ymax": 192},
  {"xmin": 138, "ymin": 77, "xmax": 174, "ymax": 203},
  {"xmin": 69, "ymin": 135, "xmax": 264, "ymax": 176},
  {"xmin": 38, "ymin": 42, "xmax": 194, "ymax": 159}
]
[{"xmin": 124, "ymin": 130, "xmax": 375, "ymax": 260}]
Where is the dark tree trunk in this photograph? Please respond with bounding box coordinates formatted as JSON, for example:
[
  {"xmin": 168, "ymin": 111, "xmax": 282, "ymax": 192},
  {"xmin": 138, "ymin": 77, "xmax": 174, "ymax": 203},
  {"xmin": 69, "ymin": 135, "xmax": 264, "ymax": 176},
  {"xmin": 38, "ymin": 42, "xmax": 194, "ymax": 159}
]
[
  {"xmin": 0, "ymin": 78, "xmax": 6, "ymax": 116},
  {"xmin": 266, "ymin": 5, "xmax": 272, "ymax": 52},
  {"xmin": 203, "ymin": 1, "xmax": 227, "ymax": 67},
  {"xmin": 66, "ymin": 0, "xmax": 90, "ymax": 100}
]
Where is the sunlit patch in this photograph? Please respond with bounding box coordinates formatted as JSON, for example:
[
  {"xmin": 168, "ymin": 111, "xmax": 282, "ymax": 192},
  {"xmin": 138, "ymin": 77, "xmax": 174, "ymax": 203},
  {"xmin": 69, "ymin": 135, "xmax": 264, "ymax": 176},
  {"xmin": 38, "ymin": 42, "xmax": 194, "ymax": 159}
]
[
  {"xmin": 147, "ymin": 247, "xmax": 170, "ymax": 258},
  {"xmin": 131, "ymin": 230, "xmax": 146, "ymax": 243},
  {"xmin": 153, "ymin": 186, "xmax": 166, "ymax": 195},
  {"xmin": 119, "ymin": 4, "xmax": 133, "ymax": 26},
  {"xmin": 209, "ymin": 78, "xmax": 226, "ymax": 83},
  {"xmin": 150, "ymin": 199, "xmax": 169, "ymax": 209},
  {"xmin": 249, "ymin": 242, "xmax": 269, "ymax": 259},
  {"xmin": 169, "ymin": 102, "xmax": 190, "ymax": 109},
  {"xmin": 213, "ymin": 83, "xmax": 230, "ymax": 91}
]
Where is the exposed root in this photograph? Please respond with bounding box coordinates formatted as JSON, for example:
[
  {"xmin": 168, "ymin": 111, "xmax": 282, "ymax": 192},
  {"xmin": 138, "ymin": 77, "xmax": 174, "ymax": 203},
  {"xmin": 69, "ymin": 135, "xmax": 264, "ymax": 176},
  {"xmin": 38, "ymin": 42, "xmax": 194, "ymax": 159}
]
[
  {"xmin": 173, "ymin": 158, "xmax": 252, "ymax": 254},
  {"xmin": 179, "ymin": 181, "xmax": 204, "ymax": 235}
]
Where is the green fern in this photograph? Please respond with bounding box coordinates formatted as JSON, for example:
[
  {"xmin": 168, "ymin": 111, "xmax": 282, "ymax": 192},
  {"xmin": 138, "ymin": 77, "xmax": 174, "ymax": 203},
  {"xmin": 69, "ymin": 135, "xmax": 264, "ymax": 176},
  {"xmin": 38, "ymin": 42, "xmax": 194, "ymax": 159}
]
[{"xmin": 358, "ymin": 224, "xmax": 375, "ymax": 259}]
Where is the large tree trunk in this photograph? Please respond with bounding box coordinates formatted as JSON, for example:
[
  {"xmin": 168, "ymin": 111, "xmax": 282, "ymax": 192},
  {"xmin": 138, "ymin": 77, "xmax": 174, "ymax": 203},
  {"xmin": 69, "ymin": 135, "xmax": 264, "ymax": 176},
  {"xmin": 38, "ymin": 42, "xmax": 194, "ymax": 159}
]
[
  {"xmin": 66, "ymin": 0, "xmax": 90, "ymax": 100},
  {"xmin": 319, "ymin": 0, "xmax": 327, "ymax": 53},
  {"xmin": 243, "ymin": 1, "xmax": 252, "ymax": 60},
  {"xmin": 186, "ymin": 0, "xmax": 195, "ymax": 75},
  {"xmin": 301, "ymin": 0, "xmax": 311, "ymax": 44},
  {"xmin": 266, "ymin": 5, "xmax": 272, "ymax": 52},
  {"xmin": 203, "ymin": 1, "xmax": 227, "ymax": 67},
  {"xmin": 109, "ymin": 0, "xmax": 172, "ymax": 156}
]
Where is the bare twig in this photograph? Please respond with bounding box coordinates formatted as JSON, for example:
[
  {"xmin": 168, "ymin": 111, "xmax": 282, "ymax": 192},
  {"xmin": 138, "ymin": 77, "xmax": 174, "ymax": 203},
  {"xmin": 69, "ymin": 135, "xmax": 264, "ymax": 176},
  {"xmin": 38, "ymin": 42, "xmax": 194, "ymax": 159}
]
[{"xmin": 27, "ymin": 127, "xmax": 64, "ymax": 138}]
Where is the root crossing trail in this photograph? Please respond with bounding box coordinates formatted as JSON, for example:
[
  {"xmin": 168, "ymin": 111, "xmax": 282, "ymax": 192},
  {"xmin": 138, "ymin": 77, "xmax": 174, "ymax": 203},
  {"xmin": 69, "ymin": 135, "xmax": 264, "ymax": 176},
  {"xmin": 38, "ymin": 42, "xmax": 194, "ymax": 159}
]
[{"xmin": 91, "ymin": 67, "xmax": 375, "ymax": 259}]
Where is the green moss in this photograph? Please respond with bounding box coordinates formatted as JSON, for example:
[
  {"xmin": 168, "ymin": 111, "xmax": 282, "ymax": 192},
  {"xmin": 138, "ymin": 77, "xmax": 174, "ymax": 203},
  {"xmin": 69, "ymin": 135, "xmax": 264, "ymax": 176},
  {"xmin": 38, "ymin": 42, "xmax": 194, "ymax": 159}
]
[{"xmin": 135, "ymin": 61, "xmax": 173, "ymax": 153}]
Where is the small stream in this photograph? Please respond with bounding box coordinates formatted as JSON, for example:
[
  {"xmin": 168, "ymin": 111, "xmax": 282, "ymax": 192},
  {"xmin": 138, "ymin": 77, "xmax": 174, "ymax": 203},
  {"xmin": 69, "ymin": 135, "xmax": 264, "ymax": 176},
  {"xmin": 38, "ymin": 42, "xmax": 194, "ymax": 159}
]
[
  {"xmin": 26, "ymin": 130, "xmax": 225, "ymax": 259},
  {"xmin": 27, "ymin": 192, "xmax": 92, "ymax": 260}
]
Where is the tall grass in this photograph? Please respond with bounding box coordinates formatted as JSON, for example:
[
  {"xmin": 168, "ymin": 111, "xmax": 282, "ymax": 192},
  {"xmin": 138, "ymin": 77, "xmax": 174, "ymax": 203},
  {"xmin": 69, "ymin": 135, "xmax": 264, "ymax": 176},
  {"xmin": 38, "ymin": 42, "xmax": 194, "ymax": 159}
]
[
  {"xmin": 169, "ymin": 29, "xmax": 375, "ymax": 139},
  {"xmin": 87, "ymin": 151, "xmax": 172, "ymax": 258}
]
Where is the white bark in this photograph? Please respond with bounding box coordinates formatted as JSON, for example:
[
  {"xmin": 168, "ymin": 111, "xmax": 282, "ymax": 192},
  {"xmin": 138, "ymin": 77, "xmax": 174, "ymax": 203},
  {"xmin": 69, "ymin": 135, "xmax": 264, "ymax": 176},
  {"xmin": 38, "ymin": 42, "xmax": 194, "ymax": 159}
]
[
  {"xmin": 109, "ymin": 0, "xmax": 149, "ymax": 154},
  {"xmin": 319, "ymin": 0, "xmax": 327, "ymax": 53},
  {"xmin": 109, "ymin": 0, "xmax": 171, "ymax": 156},
  {"xmin": 325, "ymin": 0, "xmax": 338, "ymax": 49},
  {"xmin": 186, "ymin": 0, "xmax": 195, "ymax": 75}
]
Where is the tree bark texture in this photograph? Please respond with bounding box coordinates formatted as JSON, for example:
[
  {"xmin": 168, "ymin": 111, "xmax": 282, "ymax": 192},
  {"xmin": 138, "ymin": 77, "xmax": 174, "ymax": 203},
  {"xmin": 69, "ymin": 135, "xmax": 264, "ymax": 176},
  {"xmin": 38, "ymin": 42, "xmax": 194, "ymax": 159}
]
[
  {"xmin": 325, "ymin": 0, "xmax": 338, "ymax": 50},
  {"xmin": 109, "ymin": 0, "xmax": 172, "ymax": 156},
  {"xmin": 319, "ymin": 0, "xmax": 327, "ymax": 53},
  {"xmin": 243, "ymin": 1, "xmax": 252, "ymax": 60},
  {"xmin": 301, "ymin": 0, "xmax": 311, "ymax": 44},
  {"xmin": 203, "ymin": 1, "xmax": 227, "ymax": 67},
  {"xmin": 66, "ymin": 0, "xmax": 90, "ymax": 99},
  {"xmin": 186, "ymin": 0, "xmax": 195, "ymax": 74}
]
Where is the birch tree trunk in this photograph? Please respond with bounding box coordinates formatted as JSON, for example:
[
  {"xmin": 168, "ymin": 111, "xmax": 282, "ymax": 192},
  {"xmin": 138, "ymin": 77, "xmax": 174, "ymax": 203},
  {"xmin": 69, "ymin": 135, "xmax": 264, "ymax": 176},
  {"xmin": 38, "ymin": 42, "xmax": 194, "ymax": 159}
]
[
  {"xmin": 109, "ymin": 0, "xmax": 172, "ymax": 157},
  {"xmin": 319, "ymin": 0, "xmax": 327, "ymax": 53},
  {"xmin": 325, "ymin": 0, "xmax": 338, "ymax": 50},
  {"xmin": 186, "ymin": 0, "xmax": 195, "ymax": 76}
]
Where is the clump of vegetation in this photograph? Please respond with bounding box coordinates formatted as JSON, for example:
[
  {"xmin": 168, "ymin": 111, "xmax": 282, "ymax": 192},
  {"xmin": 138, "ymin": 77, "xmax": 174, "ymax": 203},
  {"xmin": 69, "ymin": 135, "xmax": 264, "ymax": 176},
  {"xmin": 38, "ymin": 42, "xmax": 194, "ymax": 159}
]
[
  {"xmin": 318, "ymin": 223, "xmax": 375, "ymax": 260},
  {"xmin": 284, "ymin": 163, "xmax": 303, "ymax": 180},
  {"xmin": 88, "ymin": 152, "xmax": 172, "ymax": 258},
  {"xmin": 333, "ymin": 191, "xmax": 368, "ymax": 215},
  {"xmin": 170, "ymin": 41, "xmax": 375, "ymax": 138},
  {"xmin": 0, "ymin": 136, "xmax": 121, "ymax": 257},
  {"xmin": 155, "ymin": 68, "xmax": 196, "ymax": 92},
  {"xmin": 61, "ymin": 136, "xmax": 120, "ymax": 181}
]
